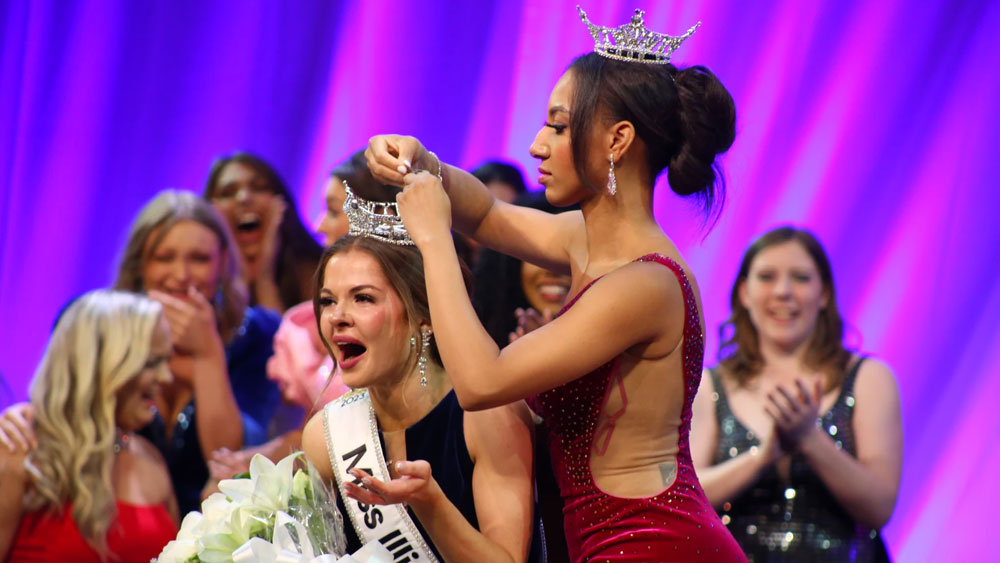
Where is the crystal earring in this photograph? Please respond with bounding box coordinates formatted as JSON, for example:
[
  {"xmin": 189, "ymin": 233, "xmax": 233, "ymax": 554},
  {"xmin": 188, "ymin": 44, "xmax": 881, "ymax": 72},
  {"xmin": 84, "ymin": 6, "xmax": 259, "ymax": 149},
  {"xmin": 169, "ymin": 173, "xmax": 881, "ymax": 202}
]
[
  {"xmin": 607, "ymin": 153, "xmax": 617, "ymax": 196},
  {"xmin": 418, "ymin": 328, "xmax": 432, "ymax": 387},
  {"xmin": 410, "ymin": 335, "xmax": 416, "ymax": 349}
]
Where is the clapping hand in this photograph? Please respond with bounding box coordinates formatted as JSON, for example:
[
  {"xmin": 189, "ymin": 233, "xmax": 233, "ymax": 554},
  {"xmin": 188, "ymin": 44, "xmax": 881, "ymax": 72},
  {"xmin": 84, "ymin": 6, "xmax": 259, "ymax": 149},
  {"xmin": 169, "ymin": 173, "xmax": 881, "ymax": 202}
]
[{"xmin": 765, "ymin": 378, "xmax": 822, "ymax": 451}]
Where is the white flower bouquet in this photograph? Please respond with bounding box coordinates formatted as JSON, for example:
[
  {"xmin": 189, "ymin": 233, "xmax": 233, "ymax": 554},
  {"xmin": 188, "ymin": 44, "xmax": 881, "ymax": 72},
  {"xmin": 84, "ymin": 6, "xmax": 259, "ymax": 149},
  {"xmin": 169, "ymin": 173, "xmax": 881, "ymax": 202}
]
[{"xmin": 156, "ymin": 452, "xmax": 389, "ymax": 563}]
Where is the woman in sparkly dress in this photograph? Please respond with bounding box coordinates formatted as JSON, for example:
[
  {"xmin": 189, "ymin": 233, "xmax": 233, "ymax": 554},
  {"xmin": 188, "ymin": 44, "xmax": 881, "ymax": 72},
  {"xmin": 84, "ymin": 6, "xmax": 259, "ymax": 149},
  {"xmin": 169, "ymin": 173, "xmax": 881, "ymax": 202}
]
[
  {"xmin": 365, "ymin": 8, "xmax": 746, "ymax": 561},
  {"xmin": 690, "ymin": 226, "xmax": 902, "ymax": 562}
]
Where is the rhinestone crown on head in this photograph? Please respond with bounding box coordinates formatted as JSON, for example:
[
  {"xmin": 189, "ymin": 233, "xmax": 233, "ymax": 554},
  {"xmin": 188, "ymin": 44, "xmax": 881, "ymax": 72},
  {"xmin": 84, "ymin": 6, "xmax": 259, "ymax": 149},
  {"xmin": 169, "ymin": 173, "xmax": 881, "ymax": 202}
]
[
  {"xmin": 577, "ymin": 6, "xmax": 700, "ymax": 65},
  {"xmin": 343, "ymin": 182, "xmax": 413, "ymax": 245}
]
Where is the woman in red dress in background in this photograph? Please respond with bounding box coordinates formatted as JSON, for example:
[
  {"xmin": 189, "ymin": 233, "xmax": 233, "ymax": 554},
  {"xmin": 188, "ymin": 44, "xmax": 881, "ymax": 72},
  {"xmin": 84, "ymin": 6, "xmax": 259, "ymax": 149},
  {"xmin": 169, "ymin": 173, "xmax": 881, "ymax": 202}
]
[
  {"xmin": 364, "ymin": 8, "xmax": 746, "ymax": 562},
  {"xmin": 0, "ymin": 290, "xmax": 178, "ymax": 562}
]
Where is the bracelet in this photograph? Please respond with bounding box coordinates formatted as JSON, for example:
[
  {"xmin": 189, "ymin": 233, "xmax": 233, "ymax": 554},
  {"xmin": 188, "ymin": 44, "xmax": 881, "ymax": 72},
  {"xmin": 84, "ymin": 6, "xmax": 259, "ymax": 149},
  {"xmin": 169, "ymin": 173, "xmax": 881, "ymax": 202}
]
[{"xmin": 426, "ymin": 150, "xmax": 443, "ymax": 182}]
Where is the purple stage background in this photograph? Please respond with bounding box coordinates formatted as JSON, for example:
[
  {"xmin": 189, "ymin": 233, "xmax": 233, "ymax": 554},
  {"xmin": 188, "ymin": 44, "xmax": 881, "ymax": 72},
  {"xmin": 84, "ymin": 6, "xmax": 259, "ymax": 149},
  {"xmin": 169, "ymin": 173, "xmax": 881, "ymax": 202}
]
[{"xmin": 2, "ymin": 1, "xmax": 997, "ymax": 558}]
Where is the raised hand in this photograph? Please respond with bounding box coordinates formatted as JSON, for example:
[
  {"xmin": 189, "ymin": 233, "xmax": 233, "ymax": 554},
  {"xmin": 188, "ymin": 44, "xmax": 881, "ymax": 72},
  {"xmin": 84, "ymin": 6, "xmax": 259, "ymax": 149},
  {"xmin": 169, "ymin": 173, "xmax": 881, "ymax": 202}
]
[
  {"xmin": 0, "ymin": 402, "xmax": 36, "ymax": 453},
  {"xmin": 251, "ymin": 195, "xmax": 286, "ymax": 285},
  {"xmin": 764, "ymin": 378, "xmax": 822, "ymax": 451},
  {"xmin": 365, "ymin": 135, "xmax": 430, "ymax": 187},
  {"xmin": 148, "ymin": 286, "xmax": 221, "ymax": 357},
  {"xmin": 343, "ymin": 461, "xmax": 440, "ymax": 509},
  {"xmin": 395, "ymin": 171, "xmax": 453, "ymax": 248}
]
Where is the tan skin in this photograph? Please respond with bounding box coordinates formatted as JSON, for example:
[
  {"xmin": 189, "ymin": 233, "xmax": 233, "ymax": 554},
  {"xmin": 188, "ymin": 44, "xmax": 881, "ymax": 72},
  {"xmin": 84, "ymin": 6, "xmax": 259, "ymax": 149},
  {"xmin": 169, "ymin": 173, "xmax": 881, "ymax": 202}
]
[
  {"xmin": 689, "ymin": 241, "xmax": 903, "ymax": 529},
  {"xmin": 301, "ymin": 250, "xmax": 535, "ymax": 563},
  {"xmin": 210, "ymin": 161, "xmax": 300, "ymax": 312},
  {"xmin": 143, "ymin": 221, "xmax": 243, "ymax": 457},
  {"xmin": 365, "ymin": 69, "xmax": 701, "ymax": 498},
  {"xmin": 0, "ymin": 222, "xmax": 244, "ymax": 466},
  {"xmin": 0, "ymin": 321, "xmax": 180, "ymax": 558},
  {"xmin": 205, "ymin": 175, "xmax": 351, "ymax": 486}
]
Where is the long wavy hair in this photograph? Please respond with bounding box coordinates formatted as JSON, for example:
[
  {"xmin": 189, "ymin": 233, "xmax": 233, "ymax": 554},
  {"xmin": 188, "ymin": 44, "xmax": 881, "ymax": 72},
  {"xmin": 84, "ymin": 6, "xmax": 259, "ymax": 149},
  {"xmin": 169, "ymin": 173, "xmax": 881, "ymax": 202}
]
[
  {"xmin": 718, "ymin": 226, "xmax": 851, "ymax": 391},
  {"xmin": 204, "ymin": 151, "xmax": 324, "ymax": 310},
  {"xmin": 113, "ymin": 189, "xmax": 248, "ymax": 342},
  {"xmin": 25, "ymin": 290, "xmax": 166, "ymax": 556}
]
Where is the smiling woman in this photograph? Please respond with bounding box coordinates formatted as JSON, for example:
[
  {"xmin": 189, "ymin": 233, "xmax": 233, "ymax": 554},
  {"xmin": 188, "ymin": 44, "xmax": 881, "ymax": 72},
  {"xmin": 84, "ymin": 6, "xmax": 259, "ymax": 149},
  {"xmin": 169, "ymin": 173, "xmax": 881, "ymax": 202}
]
[
  {"xmin": 690, "ymin": 226, "xmax": 902, "ymax": 561},
  {"xmin": 112, "ymin": 189, "xmax": 282, "ymax": 516},
  {"xmin": 204, "ymin": 152, "xmax": 324, "ymax": 313}
]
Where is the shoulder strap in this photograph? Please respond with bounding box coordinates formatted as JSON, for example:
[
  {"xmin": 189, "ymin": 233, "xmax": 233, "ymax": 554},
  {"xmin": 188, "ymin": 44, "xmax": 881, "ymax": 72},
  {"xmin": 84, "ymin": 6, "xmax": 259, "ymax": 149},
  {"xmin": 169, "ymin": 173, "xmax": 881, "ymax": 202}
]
[
  {"xmin": 841, "ymin": 355, "xmax": 868, "ymax": 397},
  {"xmin": 707, "ymin": 367, "xmax": 732, "ymax": 420}
]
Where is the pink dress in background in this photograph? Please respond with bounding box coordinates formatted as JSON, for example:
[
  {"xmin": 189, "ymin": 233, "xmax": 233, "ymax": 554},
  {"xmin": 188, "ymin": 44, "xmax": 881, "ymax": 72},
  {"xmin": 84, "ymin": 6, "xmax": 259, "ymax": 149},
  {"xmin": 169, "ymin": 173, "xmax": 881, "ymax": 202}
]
[{"xmin": 267, "ymin": 302, "xmax": 347, "ymax": 411}]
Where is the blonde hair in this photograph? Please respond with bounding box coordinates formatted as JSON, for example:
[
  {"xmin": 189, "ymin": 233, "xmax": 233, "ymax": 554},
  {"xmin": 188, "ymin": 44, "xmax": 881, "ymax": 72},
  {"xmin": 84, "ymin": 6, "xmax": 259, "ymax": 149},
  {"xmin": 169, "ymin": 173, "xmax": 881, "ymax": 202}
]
[
  {"xmin": 113, "ymin": 189, "xmax": 248, "ymax": 342},
  {"xmin": 26, "ymin": 290, "xmax": 166, "ymax": 556}
]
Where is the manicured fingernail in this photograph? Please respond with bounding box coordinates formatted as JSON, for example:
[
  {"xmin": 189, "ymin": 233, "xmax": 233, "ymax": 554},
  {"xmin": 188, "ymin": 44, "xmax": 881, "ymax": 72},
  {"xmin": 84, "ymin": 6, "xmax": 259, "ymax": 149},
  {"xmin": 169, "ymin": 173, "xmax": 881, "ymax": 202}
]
[
  {"xmin": 397, "ymin": 165, "xmax": 407, "ymax": 174},
  {"xmin": 402, "ymin": 159, "xmax": 412, "ymax": 168},
  {"xmin": 395, "ymin": 461, "xmax": 405, "ymax": 471}
]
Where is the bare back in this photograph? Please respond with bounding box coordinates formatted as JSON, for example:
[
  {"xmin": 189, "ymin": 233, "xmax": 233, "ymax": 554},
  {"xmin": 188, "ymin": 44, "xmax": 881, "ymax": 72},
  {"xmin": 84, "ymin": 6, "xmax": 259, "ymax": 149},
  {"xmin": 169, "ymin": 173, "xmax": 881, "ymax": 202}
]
[{"xmin": 541, "ymin": 247, "xmax": 707, "ymax": 499}]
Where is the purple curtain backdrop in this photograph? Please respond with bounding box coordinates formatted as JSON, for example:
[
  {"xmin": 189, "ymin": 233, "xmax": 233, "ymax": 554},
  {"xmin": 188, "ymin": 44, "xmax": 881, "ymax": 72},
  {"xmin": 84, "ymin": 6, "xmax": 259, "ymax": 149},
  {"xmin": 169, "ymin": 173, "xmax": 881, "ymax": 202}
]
[{"xmin": 2, "ymin": 1, "xmax": 997, "ymax": 558}]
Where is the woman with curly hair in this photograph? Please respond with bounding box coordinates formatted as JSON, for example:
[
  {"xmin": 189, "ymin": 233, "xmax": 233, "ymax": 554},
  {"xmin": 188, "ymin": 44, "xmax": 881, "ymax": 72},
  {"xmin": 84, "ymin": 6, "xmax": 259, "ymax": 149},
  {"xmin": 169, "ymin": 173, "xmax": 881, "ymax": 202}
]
[{"xmin": 0, "ymin": 290, "xmax": 178, "ymax": 561}]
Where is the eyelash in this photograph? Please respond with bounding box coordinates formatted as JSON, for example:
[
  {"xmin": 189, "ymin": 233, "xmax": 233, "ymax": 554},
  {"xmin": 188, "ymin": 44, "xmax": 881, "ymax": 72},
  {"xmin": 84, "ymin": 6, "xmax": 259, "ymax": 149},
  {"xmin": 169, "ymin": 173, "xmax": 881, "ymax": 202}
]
[
  {"xmin": 544, "ymin": 122, "xmax": 567, "ymax": 134},
  {"xmin": 356, "ymin": 294, "xmax": 374, "ymax": 303}
]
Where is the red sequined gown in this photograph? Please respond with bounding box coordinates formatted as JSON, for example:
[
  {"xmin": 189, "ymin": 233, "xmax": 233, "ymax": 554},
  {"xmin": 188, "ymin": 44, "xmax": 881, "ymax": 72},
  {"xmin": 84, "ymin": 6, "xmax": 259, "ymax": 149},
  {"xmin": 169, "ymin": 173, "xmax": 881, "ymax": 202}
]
[{"xmin": 529, "ymin": 254, "xmax": 746, "ymax": 562}]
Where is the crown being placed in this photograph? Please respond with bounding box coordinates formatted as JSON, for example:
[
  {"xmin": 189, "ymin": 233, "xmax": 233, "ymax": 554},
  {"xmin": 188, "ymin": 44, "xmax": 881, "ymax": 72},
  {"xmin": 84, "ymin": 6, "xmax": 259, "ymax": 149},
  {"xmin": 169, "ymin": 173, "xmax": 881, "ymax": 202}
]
[
  {"xmin": 577, "ymin": 6, "xmax": 700, "ymax": 65},
  {"xmin": 343, "ymin": 182, "xmax": 413, "ymax": 245}
]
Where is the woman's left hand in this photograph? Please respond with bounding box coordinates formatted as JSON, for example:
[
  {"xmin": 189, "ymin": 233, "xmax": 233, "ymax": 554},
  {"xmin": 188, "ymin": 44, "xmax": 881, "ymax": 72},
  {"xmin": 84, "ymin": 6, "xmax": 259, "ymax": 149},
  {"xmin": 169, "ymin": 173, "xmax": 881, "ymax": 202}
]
[
  {"xmin": 765, "ymin": 378, "xmax": 822, "ymax": 450},
  {"xmin": 343, "ymin": 461, "xmax": 441, "ymax": 509},
  {"xmin": 395, "ymin": 171, "xmax": 452, "ymax": 248}
]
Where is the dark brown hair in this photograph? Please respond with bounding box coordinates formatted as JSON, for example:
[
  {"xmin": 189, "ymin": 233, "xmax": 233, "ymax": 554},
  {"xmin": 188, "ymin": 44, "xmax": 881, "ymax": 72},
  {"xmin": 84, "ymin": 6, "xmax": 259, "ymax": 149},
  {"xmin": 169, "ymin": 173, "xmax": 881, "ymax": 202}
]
[
  {"xmin": 204, "ymin": 151, "xmax": 323, "ymax": 309},
  {"xmin": 331, "ymin": 149, "xmax": 401, "ymax": 202},
  {"xmin": 567, "ymin": 53, "xmax": 736, "ymax": 222},
  {"xmin": 718, "ymin": 226, "xmax": 851, "ymax": 390},
  {"xmin": 312, "ymin": 236, "xmax": 472, "ymax": 372}
]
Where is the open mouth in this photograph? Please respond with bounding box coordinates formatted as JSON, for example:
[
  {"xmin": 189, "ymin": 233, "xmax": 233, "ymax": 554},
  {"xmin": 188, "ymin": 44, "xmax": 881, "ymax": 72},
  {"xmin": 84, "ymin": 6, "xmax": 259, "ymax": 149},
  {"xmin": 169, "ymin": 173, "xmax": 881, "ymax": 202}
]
[
  {"xmin": 237, "ymin": 213, "xmax": 262, "ymax": 232},
  {"xmin": 334, "ymin": 340, "xmax": 368, "ymax": 369}
]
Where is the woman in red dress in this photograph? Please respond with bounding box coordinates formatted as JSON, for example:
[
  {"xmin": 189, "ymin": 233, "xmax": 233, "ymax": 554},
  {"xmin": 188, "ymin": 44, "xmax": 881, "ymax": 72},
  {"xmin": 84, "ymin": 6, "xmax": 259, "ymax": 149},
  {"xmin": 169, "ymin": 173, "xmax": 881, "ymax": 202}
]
[
  {"xmin": 0, "ymin": 290, "xmax": 178, "ymax": 562},
  {"xmin": 364, "ymin": 8, "xmax": 746, "ymax": 562}
]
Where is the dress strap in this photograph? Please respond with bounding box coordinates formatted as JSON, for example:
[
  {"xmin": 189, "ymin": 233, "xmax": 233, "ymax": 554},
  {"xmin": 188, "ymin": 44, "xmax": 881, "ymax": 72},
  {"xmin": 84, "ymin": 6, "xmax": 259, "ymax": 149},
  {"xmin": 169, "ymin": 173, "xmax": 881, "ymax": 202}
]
[
  {"xmin": 839, "ymin": 355, "xmax": 867, "ymax": 400},
  {"xmin": 708, "ymin": 368, "xmax": 733, "ymax": 421}
]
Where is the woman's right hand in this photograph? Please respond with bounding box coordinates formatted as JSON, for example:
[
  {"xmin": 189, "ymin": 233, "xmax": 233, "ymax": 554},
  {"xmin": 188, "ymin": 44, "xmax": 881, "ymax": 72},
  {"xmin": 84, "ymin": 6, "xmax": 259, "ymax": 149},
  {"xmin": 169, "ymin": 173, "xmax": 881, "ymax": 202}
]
[
  {"xmin": 0, "ymin": 403, "xmax": 36, "ymax": 453},
  {"xmin": 756, "ymin": 418, "xmax": 785, "ymax": 468},
  {"xmin": 149, "ymin": 287, "xmax": 222, "ymax": 358},
  {"xmin": 365, "ymin": 135, "xmax": 430, "ymax": 187}
]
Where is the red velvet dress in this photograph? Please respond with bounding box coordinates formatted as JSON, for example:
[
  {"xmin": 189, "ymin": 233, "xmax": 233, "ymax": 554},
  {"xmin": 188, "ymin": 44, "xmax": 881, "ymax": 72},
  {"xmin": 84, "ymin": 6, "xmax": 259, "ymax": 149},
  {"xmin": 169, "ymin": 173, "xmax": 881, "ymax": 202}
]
[
  {"xmin": 8, "ymin": 501, "xmax": 177, "ymax": 562},
  {"xmin": 529, "ymin": 254, "xmax": 746, "ymax": 562}
]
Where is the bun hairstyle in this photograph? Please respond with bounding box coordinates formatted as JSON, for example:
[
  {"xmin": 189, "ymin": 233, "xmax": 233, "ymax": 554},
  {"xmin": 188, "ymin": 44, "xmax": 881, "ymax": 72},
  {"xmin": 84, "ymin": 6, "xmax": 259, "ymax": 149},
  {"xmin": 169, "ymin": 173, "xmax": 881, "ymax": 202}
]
[{"xmin": 567, "ymin": 53, "xmax": 736, "ymax": 217}]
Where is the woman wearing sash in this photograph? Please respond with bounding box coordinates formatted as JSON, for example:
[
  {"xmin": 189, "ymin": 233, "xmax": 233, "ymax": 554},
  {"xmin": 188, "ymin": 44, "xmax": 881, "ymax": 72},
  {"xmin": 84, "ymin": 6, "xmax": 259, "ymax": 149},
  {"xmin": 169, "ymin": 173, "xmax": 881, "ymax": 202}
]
[
  {"xmin": 301, "ymin": 223, "xmax": 538, "ymax": 561},
  {"xmin": 363, "ymin": 8, "xmax": 745, "ymax": 562}
]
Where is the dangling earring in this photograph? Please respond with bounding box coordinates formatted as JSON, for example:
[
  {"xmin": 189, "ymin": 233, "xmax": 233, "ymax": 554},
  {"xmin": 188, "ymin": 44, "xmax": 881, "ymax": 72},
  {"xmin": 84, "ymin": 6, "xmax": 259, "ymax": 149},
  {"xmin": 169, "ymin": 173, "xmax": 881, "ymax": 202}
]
[
  {"xmin": 607, "ymin": 152, "xmax": 617, "ymax": 196},
  {"xmin": 418, "ymin": 328, "xmax": 432, "ymax": 387}
]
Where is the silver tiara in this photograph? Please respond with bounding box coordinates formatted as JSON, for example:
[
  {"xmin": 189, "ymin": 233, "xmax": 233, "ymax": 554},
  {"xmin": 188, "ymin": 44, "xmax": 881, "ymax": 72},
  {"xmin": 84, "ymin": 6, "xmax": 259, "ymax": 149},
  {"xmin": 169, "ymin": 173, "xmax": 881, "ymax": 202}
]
[
  {"xmin": 577, "ymin": 6, "xmax": 700, "ymax": 65},
  {"xmin": 343, "ymin": 182, "xmax": 413, "ymax": 245}
]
